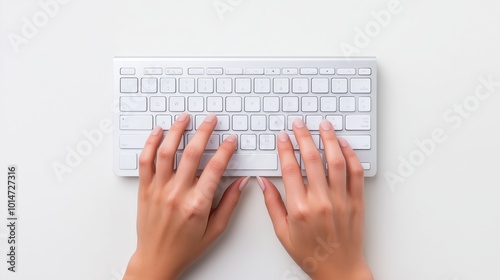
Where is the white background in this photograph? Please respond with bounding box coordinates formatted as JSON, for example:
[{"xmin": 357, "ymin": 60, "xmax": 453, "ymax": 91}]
[{"xmin": 1, "ymin": 0, "xmax": 500, "ymax": 279}]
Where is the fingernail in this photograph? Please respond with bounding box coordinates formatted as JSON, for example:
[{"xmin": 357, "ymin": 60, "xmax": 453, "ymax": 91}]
[
  {"xmin": 205, "ymin": 113, "xmax": 216, "ymax": 123},
  {"xmin": 256, "ymin": 176, "xmax": 266, "ymax": 191},
  {"xmin": 151, "ymin": 126, "xmax": 162, "ymax": 136},
  {"xmin": 176, "ymin": 113, "xmax": 188, "ymax": 122},
  {"xmin": 320, "ymin": 119, "xmax": 333, "ymax": 131},
  {"xmin": 338, "ymin": 137, "xmax": 349, "ymax": 148},
  {"xmin": 225, "ymin": 134, "xmax": 237, "ymax": 143},
  {"xmin": 278, "ymin": 131, "xmax": 289, "ymax": 142},
  {"xmin": 238, "ymin": 176, "xmax": 251, "ymax": 191},
  {"xmin": 293, "ymin": 118, "xmax": 305, "ymax": 129}
]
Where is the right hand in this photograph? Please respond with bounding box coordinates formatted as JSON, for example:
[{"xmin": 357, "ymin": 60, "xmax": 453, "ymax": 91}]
[{"xmin": 259, "ymin": 119, "xmax": 373, "ymax": 280}]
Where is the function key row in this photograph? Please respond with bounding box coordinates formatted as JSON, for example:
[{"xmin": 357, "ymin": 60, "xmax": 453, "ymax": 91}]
[{"xmin": 120, "ymin": 67, "xmax": 372, "ymax": 76}]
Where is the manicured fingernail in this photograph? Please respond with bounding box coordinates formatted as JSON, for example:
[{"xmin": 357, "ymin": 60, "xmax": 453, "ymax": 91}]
[
  {"xmin": 151, "ymin": 126, "xmax": 162, "ymax": 136},
  {"xmin": 176, "ymin": 113, "xmax": 188, "ymax": 122},
  {"xmin": 225, "ymin": 134, "xmax": 237, "ymax": 143},
  {"xmin": 338, "ymin": 137, "xmax": 349, "ymax": 148},
  {"xmin": 320, "ymin": 119, "xmax": 333, "ymax": 131},
  {"xmin": 238, "ymin": 176, "xmax": 251, "ymax": 191},
  {"xmin": 278, "ymin": 131, "xmax": 289, "ymax": 142},
  {"xmin": 293, "ymin": 118, "xmax": 305, "ymax": 128},
  {"xmin": 205, "ymin": 113, "xmax": 216, "ymax": 123},
  {"xmin": 256, "ymin": 176, "xmax": 266, "ymax": 191}
]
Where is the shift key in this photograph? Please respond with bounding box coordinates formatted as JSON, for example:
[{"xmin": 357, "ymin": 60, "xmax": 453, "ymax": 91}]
[{"xmin": 120, "ymin": 115, "xmax": 153, "ymax": 130}]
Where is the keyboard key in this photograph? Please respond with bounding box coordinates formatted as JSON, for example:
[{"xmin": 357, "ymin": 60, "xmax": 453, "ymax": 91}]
[
  {"xmin": 120, "ymin": 78, "xmax": 138, "ymax": 93},
  {"xmin": 120, "ymin": 115, "xmax": 153, "ymax": 130},
  {"xmin": 320, "ymin": 97, "xmax": 336, "ymax": 112},
  {"xmin": 198, "ymin": 78, "xmax": 214, "ymax": 93},
  {"xmin": 358, "ymin": 68, "xmax": 372, "ymax": 75},
  {"xmin": 233, "ymin": 115, "xmax": 248, "ymax": 130},
  {"xmin": 226, "ymin": 96, "xmax": 242, "ymax": 112},
  {"xmin": 245, "ymin": 68, "xmax": 264, "ymax": 75},
  {"xmin": 273, "ymin": 78, "xmax": 289, "ymax": 93},
  {"xmin": 254, "ymin": 78, "xmax": 271, "ymax": 93},
  {"xmin": 346, "ymin": 115, "xmax": 371, "ymax": 130},
  {"xmin": 326, "ymin": 115, "xmax": 343, "ymax": 131},
  {"xmin": 292, "ymin": 78, "xmax": 309, "ymax": 93},
  {"xmin": 150, "ymin": 96, "xmax": 166, "ymax": 112},
  {"xmin": 251, "ymin": 115, "xmax": 267, "ymax": 131},
  {"xmin": 175, "ymin": 115, "xmax": 192, "ymax": 131},
  {"xmin": 215, "ymin": 115, "xmax": 230, "ymax": 131},
  {"xmin": 169, "ymin": 96, "xmax": 185, "ymax": 112},
  {"xmin": 240, "ymin": 134, "xmax": 257, "ymax": 150},
  {"xmin": 300, "ymin": 68, "xmax": 318, "ymax": 75},
  {"xmin": 189, "ymin": 153, "xmax": 278, "ymax": 171},
  {"xmin": 226, "ymin": 68, "xmax": 243, "ymax": 75},
  {"xmin": 207, "ymin": 96, "xmax": 223, "ymax": 112},
  {"xmin": 165, "ymin": 68, "xmax": 183, "ymax": 75},
  {"xmin": 216, "ymin": 78, "xmax": 232, "ymax": 93},
  {"xmin": 305, "ymin": 115, "xmax": 322, "ymax": 131},
  {"xmin": 283, "ymin": 68, "xmax": 298, "ymax": 75},
  {"xmin": 282, "ymin": 96, "xmax": 299, "ymax": 112},
  {"xmin": 235, "ymin": 78, "xmax": 251, "ymax": 93},
  {"xmin": 120, "ymin": 96, "xmax": 147, "ymax": 112},
  {"xmin": 311, "ymin": 78, "xmax": 329, "ymax": 93},
  {"xmin": 188, "ymin": 68, "xmax": 204, "ymax": 75},
  {"xmin": 301, "ymin": 96, "xmax": 318, "ymax": 112},
  {"xmin": 339, "ymin": 97, "xmax": 355, "ymax": 112},
  {"xmin": 188, "ymin": 96, "xmax": 204, "ymax": 112},
  {"xmin": 263, "ymin": 96, "xmax": 280, "ymax": 112},
  {"xmin": 287, "ymin": 115, "xmax": 303, "ymax": 130},
  {"xmin": 206, "ymin": 68, "xmax": 223, "ymax": 75},
  {"xmin": 337, "ymin": 68, "xmax": 355, "ymax": 75},
  {"xmin": 156, "ymin": 115, "xmax": 172, "ymax": 130},
  {"xmin": 260, "ymin": 134, "xmax": 276, "ymax": 150},
  {"xmin": 265, "ymin": 68, "xmax": 280, "ymax": 75},
  {"xmin": 311, "ymin": 134, "xmax": 320, "ymax": 149},
  {"xmin": 361, "ymin": 162, "xmax": 371, "ymax": 170},
  {"xmin": 341, "ymin": 135, "xmax": 371, "ymax": 150},
  {"xmin": 120, "ymin": 153, "xmax": 137, "ymax": 170},
  {"xmin": 120, "ymin": 67, "xmax": 135, "ymax": 75},
  {"xmin": 179, "ymin": 78, "xmax": 195, "ymax": 93},
  {"xmin": 269, "ymin": 115, "xmax": 285, "ymax": 131},
  {"xmin": 319, "ymin": 68, "xmax": 335, "ymax": 75},
  {"xmin": 206, "ymin": 135, "xmax": 220, "ymax": 150},
  {"xmin": 244, "ymin": 96, "xmax": 260, "ymax": 112},
  {"xmin": 160, "ymin": 78, "xmax": 176, "ymax": 93},
  {"xmin": 195, "ymin": 115, "xmax": 208, "ymax": 129},
  {"xmin": 142, "ymin": 78, "xmax": 157, "ymax": 93},
  {"xmin": 358, "ymin": 97, "xmax": 371, "ymax": 112},
  {"xmin": 289, "ymin": 135, "xmax": 299, "ymax": 149},
  {"xmin": 120, "ymin": 134, "xmax": 149, "ymax": 149},
  {"xmin": 350, "ymin": 78, "xmax": 371, "ymax": 93},
  {"xmin": 144, "ymin": 67, "xmax": 163, "ymax": 75},
  {"xmin": 332, "ymin": 78, "xmax": 348, "ymax": 93}
]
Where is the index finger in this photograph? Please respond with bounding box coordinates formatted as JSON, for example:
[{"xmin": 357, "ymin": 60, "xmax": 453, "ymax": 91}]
[{"xmin": 277, "ymin": 131, "xmax": 306, "ymax": 202}]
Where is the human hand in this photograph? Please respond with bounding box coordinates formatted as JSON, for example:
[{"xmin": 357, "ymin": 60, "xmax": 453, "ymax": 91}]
[
  {"xmin": 260, "ymin": 119, "xmax": 373, "ymax": 280},
  {"xmin": 123, "ymin": 113, "xmax": 250, "ymax": 280}
]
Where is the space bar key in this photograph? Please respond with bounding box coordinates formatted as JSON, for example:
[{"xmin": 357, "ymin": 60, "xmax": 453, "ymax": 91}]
[{"xmin": 200, "ymin": 153, "xmax": 278, "ymax": 170}]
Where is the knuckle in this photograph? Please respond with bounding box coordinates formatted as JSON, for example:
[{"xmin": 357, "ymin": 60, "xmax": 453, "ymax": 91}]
[
  {"xmin": 138, "ymin": 152, "xmax": 153, "ymax": 166},
  {"xmin": 281, "ymin": 162, "xmax": 298, "ymax": 176},
  {"xmin": 315, "ymin": 202, "xmax": 334, "ymax": 217},
  {"xmin": 349, "ymin": 164, "xmax": 365, "ymax": 177},
  {"xmin": 157, "ymin": 145, "xmax": 175, "ymax": 160},
  {"xmin": 182, "ymin": 146, "xmax": 202, "ymax": 161},
  {"xmin": 327, "ymin": 157, "xmax": 346, "ymax": 170},
  {"xmin": 289, "ymin": 203, "xmax": 311, "ymax": 221},
  {"xmin": 303, "ymin": 150, "xmax": 323, "ymax": 163}
]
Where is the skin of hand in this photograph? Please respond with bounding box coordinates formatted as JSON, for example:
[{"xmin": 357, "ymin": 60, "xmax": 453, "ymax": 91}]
[
  {"xmin": 123, "ymin": 113, "xmax": 250, "ymax": 280},
  {"xmin": 259, "ymin": 118, "xmax": 373, "ymax": 280}
]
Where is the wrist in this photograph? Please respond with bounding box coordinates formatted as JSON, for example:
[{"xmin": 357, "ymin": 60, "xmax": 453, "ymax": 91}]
[{"xmin": 124, "ymin": 252, "xmax": 179, "ymax": 280}]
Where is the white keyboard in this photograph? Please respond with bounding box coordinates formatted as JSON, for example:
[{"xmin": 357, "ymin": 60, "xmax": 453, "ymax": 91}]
[{"xmin": 114, "ymin": 57, "xmax": 377, "ymax": 177}]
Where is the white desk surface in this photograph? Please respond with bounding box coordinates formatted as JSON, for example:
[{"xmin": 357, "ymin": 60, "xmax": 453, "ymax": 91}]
[{"xmin": 1, "ymin": 1, "xmax": 499, "ymax": 279}]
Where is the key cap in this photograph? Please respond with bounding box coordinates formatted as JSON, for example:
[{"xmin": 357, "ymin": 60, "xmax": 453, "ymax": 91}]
[
  {"xmin": 150, "ymin": 96, "xmax": 166, "ymax": 112},
  {"xmin": 283, "ymin": 68, "xmax": 298, "ymax": 75},
  {"xmin": 206, "ymin": 135, "xmax": 220, "ymax": 150},
  {"xmin": 260, "ymin": 134, "xmax": 276, "ymax": 150},
  {"xmin": 120, "ymin": 153, "xmax": 137, "ymax": 170},
  {"xmin": 185, "ymin": 153, "xmax": 279, "ymax": 170},
  {"xmin": 198, "ymin": 78, "xmax": 214, "ymax": 93},
  {"xmin": 265, "ymin": 68, "xmax": 280, "ymax": 75},
  {"xmin": 254, "ymin": 78, "xmax": 271, "ymax": 93},
  {"xmin": 188, "ymin": 68, "xmax": 204, "ymax": 75},
  {"xmin": 235, "ymin": 78, "xmax": 251, "ymax": 93},
  {"xmin": 326, "ymin": 115, "xmax": 343, "ymax": 131},
  {"xmin": 337, "ymin": 68, "xmax": 355, "ymax": 75},
  {"xmin": 311, "ymin": 78, "xmax": 329, "ymax": 93},
  {"xmin": 160, "ymin": 78, "xmax": 176, "ymax": 93},
  {"xmin": 263, "ymin": 96, "xmax": 280, "ymax": 112},
  {"xmin": 169, "ymin": 96, "xmax": 185, "ymax": 112},
  {"xmin": 206, "ymin": 68, "xmax": 223, "ymax": 75},
  {"xmin": 346, "ymin": 115, "xmax": 371, "ymax": 130},
  {"xmin": 226, "ymin": 96, "xmax": 242, "ymax": 112},
  {"xmin": 358, "ymin": 97, "xmax": 371, "ymax": 112},
  {"xmin": 269, "ymin": 115, "xmax": 285, "ymax": 131},
  {"xmin": 233, "ymin": 115, "xmax": 248, "ymax": 130},
  {"xmin": 289, "ymin": 135, "xmax": 299, "ymax": 150},
  {"xmin": 240, "ymin": 134, "xmax": 257, "ymax": 150},
  {"xmin": 120, "ymin": 78, "xmax": 138, "ymax": 93},
  {"xmin": 320, "ymin": 97, "xmax": 336, "ymax": 112},
  {"xmin": 282, "ymin": 96, "xmax": 299, "ymax": 112},
  {"xmin": 188, "ymin": 96, "xmax": 204, "ymax": 112},
  {"xmin": 244, "ymin": 96, "xmax": 260, "ymax": 112},
  {"xmin": 287, "ymin": 115, "xmax": 303, "ymax": 130},
  {"xmin": 332, "ymin": 78, "xmax": 348, "ymax": 93},
  {"xmin": 165, "ymin": 68, "xmax": 183, "ymax": 75},
  {"xmin": 300, "ymin": 68, "xmax": 318, "ymax": 75},
  {"xmin": 351, "ymin": 78, "xmax": 371, "ymax": 93},
  {"xmin": 179, "ymin": 78, "xmax": 195, "ymax": 93},
  {"xmin": 144, "ymin": 68, "xmax": 163, "ymax": 75},
  {"xmin": 305, "ymin": 115, "xmax": 322, "ymax": 131},
  {"xmin": 141, "ymin": 77, "xmax": 157, "ymax": 93},
  {"xmin": 273, "ymin": 78, "xmax": 289, "ymax": 93},
  {"xmin": 361, "ymin": 162, "xmax": 371, "ymax": 170},
  {"xmin": 319, "ymin": 68, "xmax": 335, "ymax": 75},
  {"xmin": 245, "ymin": 68, "xmax": 264, "ymax": 75},
  {"xmin": 216, "ymin": 78, "xmax": 232, "ymax": 93},
  {"xmin": 120, "ymin": 68, "xmax": 135, "ymax": 75},
  {"xmin": 120, "ymin": 115, "xmax": 153, "ymax": 130},
  {"xmin": 156, "ymin": 115, "xmax": 172, "ymax": 130},
  {"xmin": 341, "ymin": 135, "xmax": 371, "ymax": 149},
  {"xmin": 358, "ymin": 68, "xmax": 372, "ymax": 75},
  {"xmin": 251, "ymin": 115, "xmax": 267, "ymax": 131},
  {"xmin": 215, "ymin": 115, "xmax": 230, "ymax": 131},
  {"xmin": 120, "ymin": 134, "xmax": 149, "ymax": 149},
  {"xmin": 120, "ymin": 97, "xmax": 147, "ymax": 112},
  {"xmin": 339, "ymin": 97, "xmax": 356, "ymax": 112},
  {"xmin": 195, "ymin": 115, "xmax": 208, "ymax": 130},
  {"xmin": 207, "ymin": 96, "xmax": 223, "ymax": 112},
  {"xmin": 292, "ymin": 78, "xmax": 308, "ymax": 93},
  {"xmin": 226, "ymin": 68, "xmax": 243, "ymax": 75},
  {"xmin": 301, "ymin": 96, "xmax": 318, "ymax": 112},
  {"xmin": 311, "ymin": 134, "xmax": 320, "ymax": 149}
]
